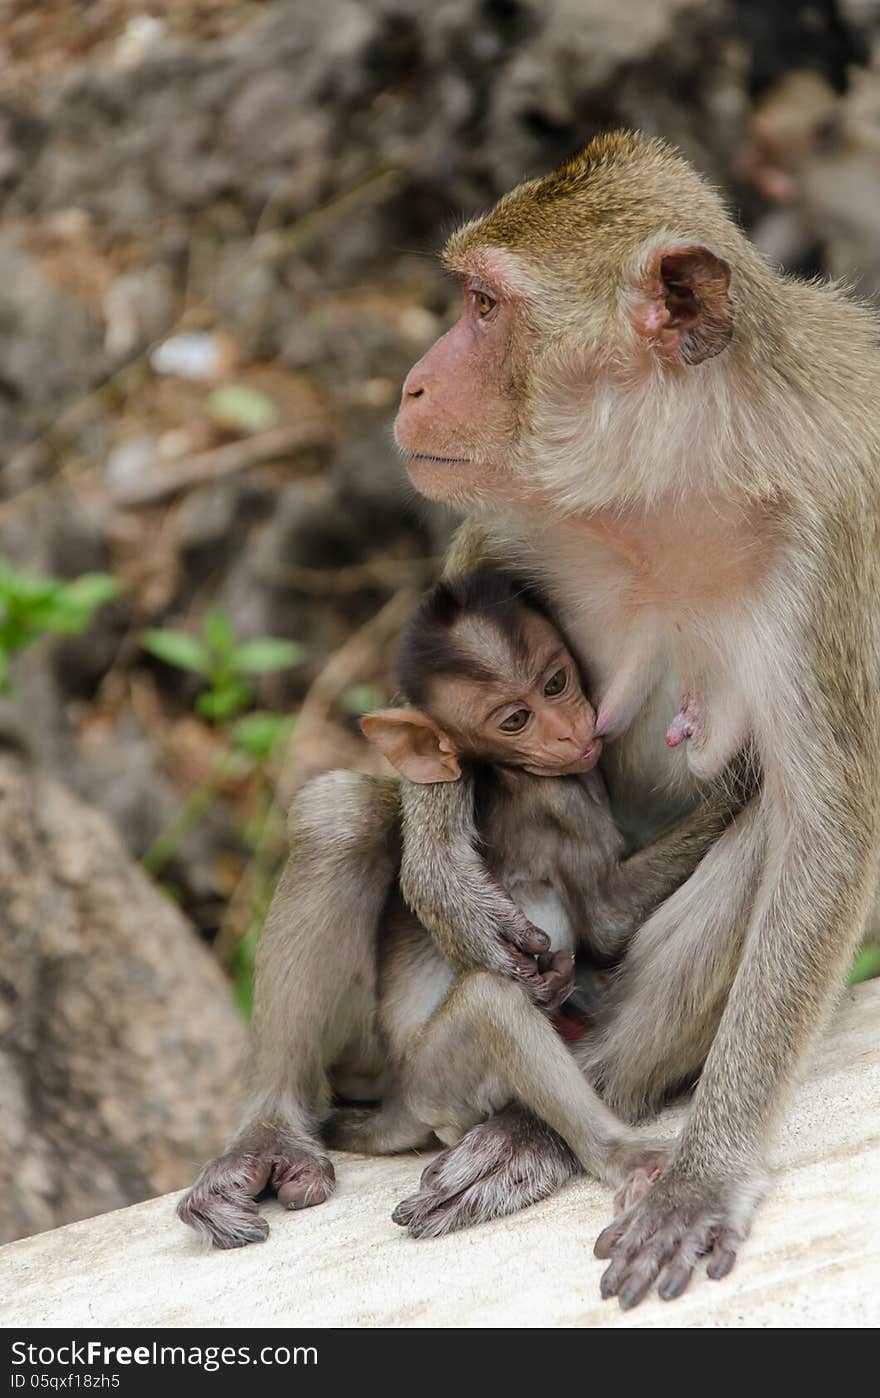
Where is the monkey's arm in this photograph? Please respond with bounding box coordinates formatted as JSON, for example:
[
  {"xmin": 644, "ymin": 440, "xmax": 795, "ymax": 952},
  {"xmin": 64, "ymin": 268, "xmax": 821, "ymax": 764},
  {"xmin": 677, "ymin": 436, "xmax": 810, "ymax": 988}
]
[
  {"xmin": 596, "ymin": 587, "xmax": 879, "ymax": 1307},
  {"xmin": 588, "ymin": 771, "xmax": 754, "ymax": 959},
  {"xmin": 398, "ymin": 776, "xmax": 572, "ymax": 1006}
]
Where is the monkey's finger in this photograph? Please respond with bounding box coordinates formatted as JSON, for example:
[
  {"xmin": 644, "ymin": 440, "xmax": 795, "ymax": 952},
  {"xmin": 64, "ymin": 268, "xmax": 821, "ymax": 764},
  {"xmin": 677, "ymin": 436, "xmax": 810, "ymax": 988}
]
[
  {"xmin": 272, "ymin": 1152, "xmax": 335, "ymax": 1210},
  {"xmin": 598, "ymin": 1252, "xmax": 631, "ymax": 1299},
  {"xmin": 613, "ymin": 1227, "xmax": 682, "ymax": 1308},
  {"xmin": 539, "ymin": 971, "xmax": 576, "ymax": 1012},
  {"xmin": 657, "ymin": 1223, "xmax": 714, "ymax": 1301},
  {"xmin": 177, "ymin": 1164, "xmax": 273, "ymax": 1249},
  {"xmin": 593, "ymin": 1214, "xmax": 632, "ymax": 1259},
  {"xmin": 391, "ymin": 1194, "xmax": 423, "ymax": 1227},
  {"xmin": 544, "ymin": 951, "xmax": 576, "ymax": 1008},
  {"xmin": 507, "ymin": 947, "xmax": 540, "ymax": 979},
  {"xmin": 706, "ymin": 1228, "xmax": 740, "ymax": 1280},
  {"xmin": 418, "ymin": 1144, "xmax": 463, "ymax": 1191},
  {"xmin": 656, "ymin": 1257, "xmax": 695, "ymax": 1302},
  {"xmin": 511, "ymin": 954, "xmax": 574, "ymax": 1009},
  {"xmin": 503, "ymin": 920, "xmax": 550, "ymax": 955}
]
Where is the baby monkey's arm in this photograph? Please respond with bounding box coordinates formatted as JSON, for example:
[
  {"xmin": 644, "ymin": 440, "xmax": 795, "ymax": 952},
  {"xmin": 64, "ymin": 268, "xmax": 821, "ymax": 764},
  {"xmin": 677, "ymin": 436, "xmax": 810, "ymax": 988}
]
[{"xmin": 398, "ymin": 775, "xmax": 573, "ymax": 1008}]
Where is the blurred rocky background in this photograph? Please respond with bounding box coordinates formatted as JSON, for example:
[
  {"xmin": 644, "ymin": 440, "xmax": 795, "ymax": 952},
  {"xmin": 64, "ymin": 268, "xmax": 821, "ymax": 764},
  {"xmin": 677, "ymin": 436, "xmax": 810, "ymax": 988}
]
[{"xmin": 1, "ymin": 0, "xmax": 879, "ymax": 1244}]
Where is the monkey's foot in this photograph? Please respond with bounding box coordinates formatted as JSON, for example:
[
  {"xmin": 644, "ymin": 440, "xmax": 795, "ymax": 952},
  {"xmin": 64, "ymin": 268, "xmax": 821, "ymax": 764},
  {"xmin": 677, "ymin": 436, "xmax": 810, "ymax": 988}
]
[
  {"xmin": 594, "ymin": 1168, "xmax": 767, "ymax": 1308},
  {"xmin": 391, "ymin": 1106, "xmax": 578, "ymax": 1239},
  {"xmin": 176, "ymin": 1146, "xmax": 335, "ymax": 1249},
  {"xmin": 665, "ymin": 692, "xmax": 703, "ymax": 748}
]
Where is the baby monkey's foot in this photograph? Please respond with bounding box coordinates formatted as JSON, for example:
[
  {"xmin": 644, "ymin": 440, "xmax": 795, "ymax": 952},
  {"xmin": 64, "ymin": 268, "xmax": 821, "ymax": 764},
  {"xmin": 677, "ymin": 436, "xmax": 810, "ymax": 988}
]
[
  {"xmin": 176, "ymin": 1144, "xmax": 335, "ymax": 1249},
  {"xmin": 665, "ymin": 692, "xmax": 703, "ymax": 748}
]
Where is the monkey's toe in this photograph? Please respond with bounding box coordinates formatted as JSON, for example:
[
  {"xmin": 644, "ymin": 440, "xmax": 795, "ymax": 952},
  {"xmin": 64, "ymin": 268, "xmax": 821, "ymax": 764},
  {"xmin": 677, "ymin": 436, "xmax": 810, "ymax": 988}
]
[
  {"xmin": 176, "ymin": 1190, "xmax": 271, "ymax": 1250},
  {"xmin": 272, "ymin": 1151, "xmax": 335, "ymax": 1210}
]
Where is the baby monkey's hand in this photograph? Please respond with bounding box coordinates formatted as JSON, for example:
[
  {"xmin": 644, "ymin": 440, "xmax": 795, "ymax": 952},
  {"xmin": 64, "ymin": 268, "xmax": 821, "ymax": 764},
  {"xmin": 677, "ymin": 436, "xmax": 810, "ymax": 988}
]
[{"xmin": 508, "ymin": 946, "xmax": 575, "ymax": 1012}]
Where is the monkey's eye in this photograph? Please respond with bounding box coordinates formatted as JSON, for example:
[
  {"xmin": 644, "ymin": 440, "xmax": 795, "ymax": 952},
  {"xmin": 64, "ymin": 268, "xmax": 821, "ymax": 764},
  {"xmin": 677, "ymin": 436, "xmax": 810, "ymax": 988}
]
[
  {"xmin": 498, "ymin": 708, "xmax": 530, "ymax": 733},
  {"xmin": 473, "ymin": 289, "xmax": 497, "ymax": 318},
  {"xmin": 544, "ymin": 668, "xmax": 567, "ymax": 697}
]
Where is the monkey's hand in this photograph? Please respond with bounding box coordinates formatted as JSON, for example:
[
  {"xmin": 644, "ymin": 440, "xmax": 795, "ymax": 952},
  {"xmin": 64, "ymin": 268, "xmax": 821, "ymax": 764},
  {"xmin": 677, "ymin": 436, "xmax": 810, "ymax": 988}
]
[
  {"xmin": 510, "ymin": 947, "xmax": 576, "ymax": 1012},
  {"xmin": 399, "ymin": 777, "xmax": 561, "ymax": 995},
  {"xmin": 593, "ymin": 1165, "xmax": 768, "ymax": 1308}
]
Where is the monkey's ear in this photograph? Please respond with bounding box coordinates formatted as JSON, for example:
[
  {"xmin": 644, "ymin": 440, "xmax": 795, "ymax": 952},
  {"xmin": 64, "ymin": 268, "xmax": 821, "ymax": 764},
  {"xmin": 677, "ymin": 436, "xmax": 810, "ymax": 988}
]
[
  {"xmin": 634, "ymin": 244, "xmax": 733, "ymax": 365},
  {"xmin": 360, "ymin": 708, "xmax": 462, "ymax": 784}
]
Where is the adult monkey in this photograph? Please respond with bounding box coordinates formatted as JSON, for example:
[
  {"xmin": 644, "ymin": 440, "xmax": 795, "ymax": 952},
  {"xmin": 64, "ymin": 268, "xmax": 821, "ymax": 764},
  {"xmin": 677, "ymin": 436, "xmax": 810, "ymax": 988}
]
[
  {"xmin": 393, "ymin": 130, "xmax": 880, "ymax": 1305},
  {"xmin": 180, "ymin": 133, "xmax": 879, "ymax": 1308}
]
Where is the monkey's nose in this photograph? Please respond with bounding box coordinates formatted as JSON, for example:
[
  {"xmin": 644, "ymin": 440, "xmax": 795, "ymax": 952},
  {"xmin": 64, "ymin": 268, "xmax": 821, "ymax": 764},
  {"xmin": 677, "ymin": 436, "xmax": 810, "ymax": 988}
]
[{"xmin": 402, "ymin": 368, "xmax": 427, "ymax": 401}]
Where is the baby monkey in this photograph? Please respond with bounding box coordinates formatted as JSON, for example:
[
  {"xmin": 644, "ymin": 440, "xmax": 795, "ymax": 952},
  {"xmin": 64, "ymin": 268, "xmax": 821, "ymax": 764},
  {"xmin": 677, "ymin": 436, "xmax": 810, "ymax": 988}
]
[{"xmin": 331, "ymin": 572, "xmax": 736, "ymax": 1221}]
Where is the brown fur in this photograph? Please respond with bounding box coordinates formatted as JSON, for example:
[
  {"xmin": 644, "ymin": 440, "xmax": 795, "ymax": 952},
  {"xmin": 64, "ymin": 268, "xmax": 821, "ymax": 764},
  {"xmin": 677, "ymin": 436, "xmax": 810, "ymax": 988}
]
[
  {"xmin": 178, "ymin": 573, "xmax": 737, "ymax": 1248},
  {"xmin": 392, "ymin": 130, "xmax": 880, "ymax": 1306},
  {"xmin": 181, "ymin": 134, "xmax": 879, "ymax": 1306}
]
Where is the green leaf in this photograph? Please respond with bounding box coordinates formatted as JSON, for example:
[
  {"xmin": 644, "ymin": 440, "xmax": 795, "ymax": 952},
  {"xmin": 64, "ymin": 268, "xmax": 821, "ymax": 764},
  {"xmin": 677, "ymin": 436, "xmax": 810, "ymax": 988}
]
[
  {"xmin": 60, "ymin": 573, "xmax": 119, "ymax": 611},
  {"xmin": 231, "ymin": 711, "xmax": 294, "ymax": 761},
  {"xmin": 3, "ymin": 572, "xmax": 60, "ymax": 606},
  {"xmin": 141, "ymin": 628, "xmax": 212, "ymax": 675},
  {"xmin": 206, "ymin": 385, "xmax": 279, "ymax": 435},
  {"xmin": 197, "ymin": 680, "xmax": 254, "ymax": 721},
  {"xmin": 847, "ymin": 943, "xmax": 880, "ymax": 986},
  {"xmin": 30, "ymin": 592, "xmax": 109, "ymax": 636},
  {"xmin": 203, "ymin": 608, "xmax": 235, "ymax": 660},
  {"xmin": 232, "ymin": 638, "xmax": 303, "ymax": 675},
  {"xmin": 340, "ymin": 683, "xmax": 385, "ymax": 716}
]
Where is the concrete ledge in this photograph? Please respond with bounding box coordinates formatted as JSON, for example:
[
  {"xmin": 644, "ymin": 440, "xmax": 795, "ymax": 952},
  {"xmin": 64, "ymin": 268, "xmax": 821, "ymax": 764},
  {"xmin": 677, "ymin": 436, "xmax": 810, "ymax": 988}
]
[{"xmin": 1, "ymin": 980, "xmax": 878, "ymax": 1329}]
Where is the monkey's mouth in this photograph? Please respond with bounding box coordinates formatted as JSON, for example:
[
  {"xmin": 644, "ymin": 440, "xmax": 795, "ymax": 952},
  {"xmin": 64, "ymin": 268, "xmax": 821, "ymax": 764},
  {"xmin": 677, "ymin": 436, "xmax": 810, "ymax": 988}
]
[
  {"xmin": 527, "ymin": 739, "xmax": 602, "ymax": 778},
  {"xmin": 560, "ymin": 738, "xmax": 603, "ymax": 774},
  {"xmin": 407, "ymin": 452, "xmax": 472, "ymax": 466},
  {"xmin": 575, "ymin": 738, "xmax": 602, "ymax": 771}
]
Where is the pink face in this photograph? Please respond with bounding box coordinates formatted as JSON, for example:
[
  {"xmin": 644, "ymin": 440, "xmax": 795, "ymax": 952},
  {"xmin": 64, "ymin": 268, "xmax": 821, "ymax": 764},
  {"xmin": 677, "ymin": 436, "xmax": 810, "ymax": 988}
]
[
  {"xmin": 395, "ymin": 270, "xmax": 523, "ymax": 501},
  {"xmin": 395, "ymin": 237, "xmax": 732, "ymax": 508}
]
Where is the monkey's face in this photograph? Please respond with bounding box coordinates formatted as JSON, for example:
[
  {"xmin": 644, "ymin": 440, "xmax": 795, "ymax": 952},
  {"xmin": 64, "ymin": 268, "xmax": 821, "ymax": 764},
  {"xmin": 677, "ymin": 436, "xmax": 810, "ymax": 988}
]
[
  {"xmin": 395, "ymin": 253, "xmax": 526, "ymax": 505},
  {"xmin": 395, "ymin": 134, "xmax": 737, "ymax": 514},
  {"xmin": 430, "ymin": 609, "xmax": 601, "ymax": 778}
]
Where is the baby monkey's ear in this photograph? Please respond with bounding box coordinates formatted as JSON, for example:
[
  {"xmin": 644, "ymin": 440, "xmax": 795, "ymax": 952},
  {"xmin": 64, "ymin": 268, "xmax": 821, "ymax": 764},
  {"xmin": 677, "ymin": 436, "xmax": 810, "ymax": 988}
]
[{"xmin": 360, "ymin": 708, "xmax": 462, "ymax": 784}]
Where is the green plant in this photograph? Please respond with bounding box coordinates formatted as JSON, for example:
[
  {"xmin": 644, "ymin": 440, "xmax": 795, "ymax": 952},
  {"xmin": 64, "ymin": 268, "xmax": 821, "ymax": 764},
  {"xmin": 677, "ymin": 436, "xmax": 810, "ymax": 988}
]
[
  {"xmin": 140, "ymin": 611, "xmax": 302, "ymax": 1009},
  {"xmin": 0, "ymin": 558, "xmax": 118, "ymax": 690},
  {"xmin": 141, "ymin": 608, "xmax": 303, "ymax": 722},
  {"xmin": 848, "ymin": 942, "xmax": 880, "ymax": 986}
]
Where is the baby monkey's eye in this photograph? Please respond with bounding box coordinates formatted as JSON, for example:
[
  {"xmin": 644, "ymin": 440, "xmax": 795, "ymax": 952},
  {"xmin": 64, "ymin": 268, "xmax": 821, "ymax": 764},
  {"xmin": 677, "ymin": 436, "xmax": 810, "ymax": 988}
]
[
  {"xmin": 474, "ymin": 290, "xmax": 497, "ymax": 318},
  {"xmin": 498, "ymin": 708, "xmax": 530, "ymax": 733},
  {"xmin": 544, "ymin": 668, "xmax": 567, "ymax": 697}
]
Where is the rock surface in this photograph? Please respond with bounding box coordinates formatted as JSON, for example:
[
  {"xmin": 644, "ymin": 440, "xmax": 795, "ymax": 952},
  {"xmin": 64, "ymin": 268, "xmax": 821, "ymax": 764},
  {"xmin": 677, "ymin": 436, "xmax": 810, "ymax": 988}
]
[
  {"xmin": 0, "ymin": 980, "xmax": 876, "ymax": 1328},
  {"xmin": 0, "ymin": 750, "xmax": 244, "ymax": 1245}
]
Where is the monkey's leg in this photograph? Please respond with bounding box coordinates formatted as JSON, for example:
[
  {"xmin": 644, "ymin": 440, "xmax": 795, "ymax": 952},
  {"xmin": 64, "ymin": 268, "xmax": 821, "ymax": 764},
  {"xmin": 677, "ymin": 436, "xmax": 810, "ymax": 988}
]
[
  {"xmin": 324, "ymin": 1088, "xmax": 436, "ymax": 1155},
  {"xmin": 177, "ymin": 771, "xmax": 400, "ymax": 1249},
  {"xmin": 394, "ymin": 803, "xmax": 758, "ymax": 1245},
  {"xmin": 592, "ymin": 746, "xmax": 874, "ymax": 1309},
  {"xmin": 581, "ymin": 797, "xmax": 766, "ymax": 1121},
  {"xmin": 392, "ymin": 971, "xmax": 670, "ymax": 1238}
]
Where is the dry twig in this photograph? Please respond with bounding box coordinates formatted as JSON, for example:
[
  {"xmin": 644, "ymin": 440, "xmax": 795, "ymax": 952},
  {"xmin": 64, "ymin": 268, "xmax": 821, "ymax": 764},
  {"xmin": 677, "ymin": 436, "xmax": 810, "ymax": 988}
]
[{"xmin": 110, "ymin": 420, "xmax": 332, "ymax": 507}]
